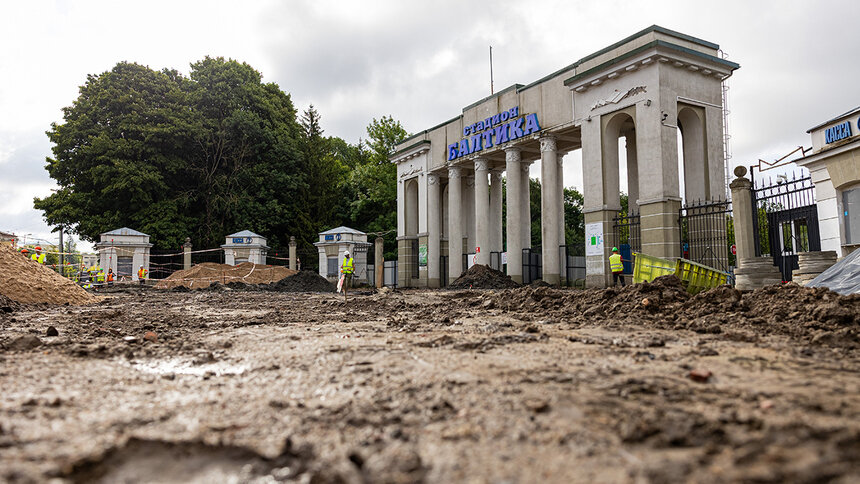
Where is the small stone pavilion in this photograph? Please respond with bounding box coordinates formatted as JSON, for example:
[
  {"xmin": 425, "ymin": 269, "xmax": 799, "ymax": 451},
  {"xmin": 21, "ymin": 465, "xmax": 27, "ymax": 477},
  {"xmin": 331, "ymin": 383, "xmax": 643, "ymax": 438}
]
[
  {"xmin": 314, "ymin": 226, "xmax": 372, "ymax": 282},
  {"xmin": 222, "ymin": 230, "xmax": 269, "ymax": 265},
  {"xmin": 96, "ymin": 227, "xmax": 153, "ymax": 280}
]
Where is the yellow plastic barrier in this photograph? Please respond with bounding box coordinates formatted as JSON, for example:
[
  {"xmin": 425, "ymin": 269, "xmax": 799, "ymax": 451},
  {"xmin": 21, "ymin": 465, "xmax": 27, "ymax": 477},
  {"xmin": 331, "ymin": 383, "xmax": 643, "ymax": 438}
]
[
  {"xmin": 632, "ymin": 253, "xmax": 728, "ymax": 294},
  {"xmin": 632, "ymin": 252, "xmax": 676, "ymax": 284},
  {"xmin": 674, "ymin": 258, "xmax": 729, "ymax": 295}
]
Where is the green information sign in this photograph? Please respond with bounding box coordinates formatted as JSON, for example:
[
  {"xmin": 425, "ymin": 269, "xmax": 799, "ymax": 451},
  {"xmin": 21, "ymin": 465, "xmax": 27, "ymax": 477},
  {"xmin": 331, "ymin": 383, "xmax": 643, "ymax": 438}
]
[{"xmin": 418, "ymin": 244, "xmax": 428, "ymax": 266}]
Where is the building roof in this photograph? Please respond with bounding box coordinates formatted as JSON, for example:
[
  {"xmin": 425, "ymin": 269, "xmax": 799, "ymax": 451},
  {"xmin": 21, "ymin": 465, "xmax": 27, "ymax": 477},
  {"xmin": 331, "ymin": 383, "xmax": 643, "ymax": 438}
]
[
  {"xmin": 101, "ymin": 227, "xmax": 148, "ymax": 237},
  {"xmin": 807, "ymin": 106, "xmax": 860, "ymax": 133},
  {"xmin": 227, "ymin": 230, "xmax": 264, "ymax": 238},
  {"xmin": 0, "ymin": 230, "xmax": 17, "ymax": 238},
  {"xmin": 319, "ymin": 226, "xmax": 366, "ymax": 236}
]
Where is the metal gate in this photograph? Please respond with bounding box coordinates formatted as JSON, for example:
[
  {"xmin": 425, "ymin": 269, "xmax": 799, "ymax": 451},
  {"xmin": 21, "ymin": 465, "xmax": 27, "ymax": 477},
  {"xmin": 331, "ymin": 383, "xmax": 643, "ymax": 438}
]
[
  {"xmin": 440, "ymin": 255, "xmax": 448, "ymax": 287},
  {"xmin": 752, "ymin": 173, "xmax": 820, "ymax": 282},
  {"xmin": 522, "ymin": 247, "xmax": 542, "ymax": 284},
  {"xmin": 612, "ymin": 211, "xmax": 641, "ymax": 254},
  {"xmin": 678, "ymin": 199, "xmax": 733, "ymax": 272}
]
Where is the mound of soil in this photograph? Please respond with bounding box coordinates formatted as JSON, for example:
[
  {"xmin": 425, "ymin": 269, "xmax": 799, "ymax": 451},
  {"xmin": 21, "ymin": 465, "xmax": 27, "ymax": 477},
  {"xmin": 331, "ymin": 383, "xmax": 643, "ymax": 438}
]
[
  {"xmin": 448, "ymin": 264, "xmax": 520, "ymax": 290},
  {"xmin": 267, "ymin": 270, "xmax": 335, "ymax": 293},
  {"xmin": 0, "ymin": 244, "xmax": 97, "ymax": 305},
  {"xmin": 484, "ymin": 275, "xmax": 860, "ymax": 348},
  {"xmin": 154, "ymin": 262, "xmax": 296, "ymax": 290}
]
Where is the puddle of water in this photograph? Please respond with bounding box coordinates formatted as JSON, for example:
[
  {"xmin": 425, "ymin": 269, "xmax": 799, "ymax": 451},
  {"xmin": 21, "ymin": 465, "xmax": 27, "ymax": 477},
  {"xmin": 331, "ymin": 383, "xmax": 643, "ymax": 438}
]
[{"xmin": 128, "ymin": 358, "xmax": 248, "ymax": 377}]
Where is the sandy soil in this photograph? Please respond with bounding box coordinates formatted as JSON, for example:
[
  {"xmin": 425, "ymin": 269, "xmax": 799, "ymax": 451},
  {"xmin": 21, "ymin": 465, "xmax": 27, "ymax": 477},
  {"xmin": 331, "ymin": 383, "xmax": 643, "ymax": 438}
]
[{"xmin": 1, "ymin": 283, "xmax": 858, "ymax": 483}]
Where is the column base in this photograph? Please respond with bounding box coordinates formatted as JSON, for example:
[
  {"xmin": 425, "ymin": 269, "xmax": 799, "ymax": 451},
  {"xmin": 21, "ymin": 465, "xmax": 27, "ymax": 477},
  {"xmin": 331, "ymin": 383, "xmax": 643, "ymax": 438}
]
[{"xmin": 735, "ymin": 257, "xmax": 783, "ymax": 291}]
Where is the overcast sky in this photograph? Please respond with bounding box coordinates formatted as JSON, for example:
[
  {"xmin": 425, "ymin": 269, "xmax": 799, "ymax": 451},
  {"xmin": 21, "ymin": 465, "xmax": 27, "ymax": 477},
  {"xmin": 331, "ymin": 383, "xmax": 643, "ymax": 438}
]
[{"xmin": 1, "ymin": 0, "xmax": 858, "ymax": 251}]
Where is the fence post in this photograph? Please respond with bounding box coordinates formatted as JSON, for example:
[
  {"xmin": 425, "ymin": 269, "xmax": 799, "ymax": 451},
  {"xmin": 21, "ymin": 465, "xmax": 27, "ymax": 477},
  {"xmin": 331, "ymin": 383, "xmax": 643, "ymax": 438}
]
[
  {"xmin": 183, "ymin": 237, "xmax": 192, "ymax": 270},
  {"xmin": 731, "ymin": 166, "xmax": 782, "ymax": 289},
  {"xmin": 289, "ymin": 236, "xmax": 297, "ymax": 271},
  {"xmin": 375, "ymin": 237, "xmax": 384, "ymax": 288}
]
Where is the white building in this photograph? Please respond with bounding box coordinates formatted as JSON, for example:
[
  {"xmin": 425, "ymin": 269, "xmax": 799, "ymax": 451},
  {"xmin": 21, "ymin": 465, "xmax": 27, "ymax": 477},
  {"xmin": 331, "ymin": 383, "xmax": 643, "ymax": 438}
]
[
  {"xmin": 393, "ymin": 25, "xmax": 738, "ymax": 288},
  {"xmin": 314, "ymin": 226, "xmax": 372, "ymax": 283},
  {"xmin": 222, "ymin": 230, "xmax": 268, "ymax": 265},
  {"xmin": 797, "ymin": 107, "xmax": 860, "ymax": 257},
  {"xmin": 95, "ymin": 227, "xmax": 152, "ymax": 280}
]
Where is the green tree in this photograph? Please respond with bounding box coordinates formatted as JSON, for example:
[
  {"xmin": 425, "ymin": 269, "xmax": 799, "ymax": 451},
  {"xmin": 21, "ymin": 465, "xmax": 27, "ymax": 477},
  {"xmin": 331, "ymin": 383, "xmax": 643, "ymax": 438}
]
[
  {"xmin": 341, "ymin": 116, "xmax": 407, "ymax": 259},
  {"xmin": 563, "ymin": 187, "xmax": 585, "ymax": 250},
  {"xmin": 36, "ymin": 62, "xmax": 197, "ymax": 249}
]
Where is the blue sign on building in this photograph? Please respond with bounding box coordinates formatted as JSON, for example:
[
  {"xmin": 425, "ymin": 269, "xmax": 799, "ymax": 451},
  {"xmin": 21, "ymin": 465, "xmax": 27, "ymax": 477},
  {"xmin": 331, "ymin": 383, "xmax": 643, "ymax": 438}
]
[
  {"xmin": 447, "ymin": 106, "xmax": 542, "ymax": 161},
  {"xmin": 825, "ymin": 120, "xmax": 852, "ymax": 144}
]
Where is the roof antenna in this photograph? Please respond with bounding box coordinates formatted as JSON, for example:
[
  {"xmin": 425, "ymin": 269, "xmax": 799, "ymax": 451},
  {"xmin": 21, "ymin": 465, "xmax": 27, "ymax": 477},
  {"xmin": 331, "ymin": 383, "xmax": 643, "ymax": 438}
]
[{"xmin": 489, "ymin": 45, "xmax": 494, "ymax": 95}]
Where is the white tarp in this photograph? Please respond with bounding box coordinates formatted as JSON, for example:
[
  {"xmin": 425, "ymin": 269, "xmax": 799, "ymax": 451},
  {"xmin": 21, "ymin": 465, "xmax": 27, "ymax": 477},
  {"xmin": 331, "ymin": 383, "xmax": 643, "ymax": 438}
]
[{"xmin": 806, "ymin": 249, "xmax": 860, "ymax": 295}]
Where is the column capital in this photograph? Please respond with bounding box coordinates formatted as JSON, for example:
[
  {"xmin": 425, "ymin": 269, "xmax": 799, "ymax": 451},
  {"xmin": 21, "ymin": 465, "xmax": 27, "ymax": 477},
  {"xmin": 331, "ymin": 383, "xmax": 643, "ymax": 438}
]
[
  {"xmin": 448, "ymin": 166, "xmax": 462, "ymax": 178},
  {"xmin": 490, "ymin": 171, "xmax": 504, "ymax": 182},
  {"xmin": 474, "ymin": 158, "xmax": 489, "ymax": 172},
  {"xmin": 504, "ymin": 146, "xmax": 522, "ymax": 161},
  {"xmin": 428, "ymin": 172, "xmax": 440, "ymax": 185},
  {"xmin": 540, "ymin": 134, "xmax": 557, "ymax": 153}
]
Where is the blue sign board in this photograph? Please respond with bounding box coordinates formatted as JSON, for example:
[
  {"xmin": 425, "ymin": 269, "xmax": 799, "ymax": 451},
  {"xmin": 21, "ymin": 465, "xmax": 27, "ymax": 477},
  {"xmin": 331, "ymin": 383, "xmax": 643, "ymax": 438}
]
[
  {"xmin": 447, "ymin": 106, "xmax": 542, "ymax": 161},
  {"xmin": 325, "ymin": 235, "xmax": 334, "ymax": 241},
  {"xmin": 232, "ymin": 237, "xmax": 252, "ymax": 244},
  {"xmin": 825, "ymin": 120, "xmax": 852, "ymax": 144}
]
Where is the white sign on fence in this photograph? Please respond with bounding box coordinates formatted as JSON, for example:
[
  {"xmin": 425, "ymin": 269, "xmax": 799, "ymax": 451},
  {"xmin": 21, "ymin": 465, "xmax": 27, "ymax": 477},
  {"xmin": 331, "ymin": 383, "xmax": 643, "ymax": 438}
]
[{"xmin": 585, "ymin": 223, "xmax": 604, "ymax": 256}]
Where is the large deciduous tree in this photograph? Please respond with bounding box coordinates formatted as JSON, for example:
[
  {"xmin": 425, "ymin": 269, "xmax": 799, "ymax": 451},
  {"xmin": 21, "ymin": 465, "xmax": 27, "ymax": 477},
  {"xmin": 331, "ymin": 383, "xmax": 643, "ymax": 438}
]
[{"xmin": 36, "ymin": 58, "xmax": 304, "ymax": 250}]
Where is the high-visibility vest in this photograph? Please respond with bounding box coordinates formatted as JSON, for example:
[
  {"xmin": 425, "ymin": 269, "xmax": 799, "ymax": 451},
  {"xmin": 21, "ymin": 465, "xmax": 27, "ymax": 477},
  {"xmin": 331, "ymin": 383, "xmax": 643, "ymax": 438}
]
[
  {"xmin": 107, "ymin": 272, "xmax": 114, "ymax": 282},
  {"xmin": 341, "ymin": 257, "xmax": 354, "ymax": 274},
  {"xmin": 37, "ymin": 253, "xmax": 45, "ymax": 264},
  {"xmin": 609, "ymin": 253, "xmax": 624, "ymax": 273},
  {"xmin": 97, "ymin": 270, "xmax": 105, "ymax": 282},
  {"xmin": 138, "ymin": 268, "xmax": 147, "ymax": 279},
  {"xmin": 30, "ymin": 254, "xmax": 38, "ymax": 262}
]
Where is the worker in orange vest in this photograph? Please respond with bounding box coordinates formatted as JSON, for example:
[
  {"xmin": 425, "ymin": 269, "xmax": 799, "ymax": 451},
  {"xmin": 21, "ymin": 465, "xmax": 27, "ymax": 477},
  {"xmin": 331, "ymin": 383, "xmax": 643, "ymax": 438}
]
[
  {"xmin": 107, "ymin": 268, "xmax": 115, "ymax": 286},
  {"xmin": 138, "ymin": 266, "xmax": 147, "ymax": 285}
]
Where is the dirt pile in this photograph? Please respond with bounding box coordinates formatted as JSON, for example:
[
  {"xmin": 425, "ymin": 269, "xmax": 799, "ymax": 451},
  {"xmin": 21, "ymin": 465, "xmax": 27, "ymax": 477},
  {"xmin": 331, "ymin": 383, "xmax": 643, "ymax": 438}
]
[
  {"xmin": 154, "ymin": 262, "xmax": 296, "ymax": 290},
  {"xmin": 0, "ymin": 244, "xmax": 97, "ymax": 305},
  {"xmin": 448, "ymin": 264, "xmax": 520, "ymax": 290},
  {"xmin": 484, "ymin": 275, "xmax": 859, "ymax": 348},
  {"xmin": 267, "ymin": 270, "xmax": 335, "ymax": 293}
]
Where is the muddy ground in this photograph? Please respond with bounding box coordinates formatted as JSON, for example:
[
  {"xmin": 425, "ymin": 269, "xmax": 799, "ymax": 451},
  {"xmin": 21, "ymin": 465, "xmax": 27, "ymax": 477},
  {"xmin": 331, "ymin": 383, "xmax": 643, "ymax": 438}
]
[{"xmin": 1, "ymin": 281, "xmax": 858, "ymax": 483}]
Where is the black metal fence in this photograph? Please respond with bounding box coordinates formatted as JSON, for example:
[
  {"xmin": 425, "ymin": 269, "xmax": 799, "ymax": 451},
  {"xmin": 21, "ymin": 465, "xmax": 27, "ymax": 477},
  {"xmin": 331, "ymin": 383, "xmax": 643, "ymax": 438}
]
[
  {"xmin": 489, "ymin": 251, "xmax": 502, "ymax": 271},
  {"xmin": 440, "ymin": 255, "xmax": 449, "ymax": 287},
  {"xmin": 612, "ymin": 211, "xmax": 641, "ymax": 254},
  {"xmin": 752, "ymin": 172, "xmax": 820, "ymax": 282},
  {"xmin": 522, "ymin": 247, "xmax": 542, "ymax": 284},
  {"xmin": 560, "ymin": 244, "xmax": 586, "ymax": 287},
  {"xmin": 678, "ymin": 199, "xmax": 733, "ymax": 272}
]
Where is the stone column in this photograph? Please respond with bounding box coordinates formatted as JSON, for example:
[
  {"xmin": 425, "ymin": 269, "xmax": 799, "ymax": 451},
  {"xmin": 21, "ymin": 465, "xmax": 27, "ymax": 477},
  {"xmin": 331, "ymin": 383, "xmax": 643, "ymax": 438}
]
[
  {"xmin": 505, "ymin": 147, "xmax": 524, "ymax": 283},
  {"xmin": 730, "ymin": 166, "xmax": 782, "ymax": 290},
  {"xmin": 540, "ymin": 135, "xmax": 560, "ymax": 284},
  {"xmin": 521, "ymin": 161, "xmax": 532, "ymax": 249},
  {"xmin": 427, "ymin": 172, "xmax": 441, "ymax": 288},
  {"xmin": 375, "ymin": 236, "xmax": 384, "ymax": 288},
  {"xmin": 730, "ymin": 167, "xmax": 755, "ymax": 263},
  {"xmin": 557, "ymin": 152, "xmax": 566, "ymax": 283},
  {"xmin": 474, "ymin": 158, "xmax": 490, "ymax": 266},
  {"xmin": 447, "ymin": 166, "xmax": 463, "ymax": 278},
  {"xmin": 183, "ymin": 237, "xmax": 192, "ymax": 271},
  {"xmin": 289, "ymin": 236, "xmax": 297, "ymax": 271},
  {"xmin": 490, "ymin": 169, "xmax": 504, "ymax": 256}
]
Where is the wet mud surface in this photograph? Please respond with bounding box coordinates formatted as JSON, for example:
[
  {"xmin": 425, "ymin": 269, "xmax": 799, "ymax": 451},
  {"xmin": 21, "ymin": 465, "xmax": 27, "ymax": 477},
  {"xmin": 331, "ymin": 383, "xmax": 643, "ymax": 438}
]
[{"xmin": 1, "ymin": 281, "xmax": 858, "ymax": 483}]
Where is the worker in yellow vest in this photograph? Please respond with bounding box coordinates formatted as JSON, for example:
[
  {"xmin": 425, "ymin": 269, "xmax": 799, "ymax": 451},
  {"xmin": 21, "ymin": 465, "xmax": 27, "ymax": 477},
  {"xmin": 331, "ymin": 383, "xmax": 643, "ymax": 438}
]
[
  {"xmin": 138, "ymin": 266, "xmax": 147, "ymax": 285},
  {"xmin": 30, "ymin": 246, "xmax": 46, "ymax": 264},
  {"xmin": 96, "ymin": 268, "xmax": 105, "ymax": 286},
  {"xmin": 340, "ymin": 251, "xmax": 354, "ymax": 301},
  {"xmin": 609, "ymin": 247, "xmax": 625, "ymax": 286}
]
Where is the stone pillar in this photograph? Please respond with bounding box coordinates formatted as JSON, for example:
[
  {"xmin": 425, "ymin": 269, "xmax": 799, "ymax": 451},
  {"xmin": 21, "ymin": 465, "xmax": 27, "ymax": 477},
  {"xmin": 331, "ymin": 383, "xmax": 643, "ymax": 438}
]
[
  {"xmin": 490, "ymin": 170, "xmax": 504, "ymax": 256},
  {"xmin": 474, "ymin": 158, "xmax": 490, "ymax": 266},
  {"xmin": 183, "ymin": 237, "xmax": 192, "ymax": 271},
  {"xmin": 448, "ymin": 166, "xmax": 463, "ymax": 278},
  {"xmin": 730, "ymin": 166, "xmax": 782, "ymax": 290},
  {"xmin": 557, "ymin": 152, "xmax": 566, "ymax": 283},
  {"xmin": 640, "ymin": 199, "xmax": 681, "ymax": 259},
  {"xmin": 427, "ymin": 173, "xmax": 441, "ymax": 288},
  {"xmin": 626, "ymin": 133, "xmax": 639, "ymax": 215},
  {"xmin": 375, "ymin": 236, "xmax": 384, "ymax": 288},
  {"xmin": 289, "ymin": 236, "xmax": 297, "ymax": 271},
  {"xmin": 730, "ymin": 167, "xmax": 755, "ymax": 263},
  {"xmin": 521, "ymin": 161, "xmax": 532, "ymax": 249},
  {"xmin": 505, "ymin": 148, "xmax": 524, "ymax": 283},
  {"xmin": 540, "ymin": 135, "xmax": 560, "ymax": 285}
]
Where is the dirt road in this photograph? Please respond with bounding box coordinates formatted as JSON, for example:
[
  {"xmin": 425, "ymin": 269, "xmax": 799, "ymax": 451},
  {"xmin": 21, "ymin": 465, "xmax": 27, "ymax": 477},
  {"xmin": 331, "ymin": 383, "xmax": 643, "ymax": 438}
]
[{"xmin": 1, "ymin": 281, "xmax": 858, "ymax": 483}]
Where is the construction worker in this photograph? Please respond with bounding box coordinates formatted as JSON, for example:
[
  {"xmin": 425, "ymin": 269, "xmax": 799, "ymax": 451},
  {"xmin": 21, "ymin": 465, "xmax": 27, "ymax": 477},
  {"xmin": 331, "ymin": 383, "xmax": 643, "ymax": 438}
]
[
  {"xmin": 609, "ymin": 247, "xmax": 625, "ymax": 286},
  {"xmin": 31, "ymin": 246, "xmax": 46, "ymax": 264},
  {"xmin": 96, "ymin": 267, "xmax": 105, "ymax": 286},
  {"xmin": 106, "ymin": 268, "xmax": 115, "ymax": 286},
  {"xmin": 138, "ymin": 265, "xmax": 147, "ymax": 285},
  {"xmin": 20, "ymin": 248, "xmax": 29, "ymax": 258},
  {"xmin": 340, "ymin": 251, "xmax": 354, "ymax": 301}
]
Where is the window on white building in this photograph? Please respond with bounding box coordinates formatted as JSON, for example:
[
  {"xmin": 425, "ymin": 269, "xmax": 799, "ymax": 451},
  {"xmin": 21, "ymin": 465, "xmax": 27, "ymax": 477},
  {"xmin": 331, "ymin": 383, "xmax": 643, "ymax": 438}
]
[{"xmin": 843, "ymin": 186, "xmax": 860, "ymax": 244}]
